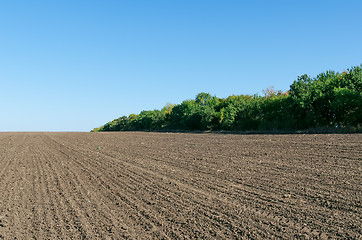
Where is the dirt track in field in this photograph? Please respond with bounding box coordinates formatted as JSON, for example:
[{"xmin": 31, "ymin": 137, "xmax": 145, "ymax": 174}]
[{"xmin": 0, "ymin": 132, "xmax": 361, "ymax": 239}]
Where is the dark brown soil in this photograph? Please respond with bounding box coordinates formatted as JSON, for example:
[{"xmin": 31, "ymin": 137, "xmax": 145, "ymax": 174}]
[{"xmin": 0, "ymin": 132, "xmax": 361, "ymax": 239}]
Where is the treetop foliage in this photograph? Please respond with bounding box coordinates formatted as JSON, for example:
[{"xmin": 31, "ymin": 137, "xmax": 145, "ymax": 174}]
[{"xmin": 92, "ymin": 64, "xmax": 362, "ymax": 132}]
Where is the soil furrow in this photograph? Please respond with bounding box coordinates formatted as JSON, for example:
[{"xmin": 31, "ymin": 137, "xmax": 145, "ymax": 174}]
[{"xmin": 47, "ymin": 134, "xmax": 256, "ymax": 238}]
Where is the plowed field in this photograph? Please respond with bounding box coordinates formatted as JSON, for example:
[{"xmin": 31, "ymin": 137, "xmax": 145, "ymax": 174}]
[{"xmin": 0, "ymin": 132, "xmax": 361, "ymax": 239}]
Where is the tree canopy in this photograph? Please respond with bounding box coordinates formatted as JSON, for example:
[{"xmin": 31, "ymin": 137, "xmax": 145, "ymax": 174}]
[{"xmin": 92, "ymin": 64, "xmax": 362, "ymax": 132}]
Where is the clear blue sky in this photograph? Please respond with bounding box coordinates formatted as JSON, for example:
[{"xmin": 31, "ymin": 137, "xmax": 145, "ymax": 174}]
[{"xmin": 1, "ymin": 0, "xmax": 361, "ymax": 131}]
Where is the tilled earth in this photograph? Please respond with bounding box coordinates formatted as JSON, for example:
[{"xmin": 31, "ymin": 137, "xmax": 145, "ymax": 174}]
[{"xmin": 0, "ymin": 132, "xmax": 361, "ymax": 239}]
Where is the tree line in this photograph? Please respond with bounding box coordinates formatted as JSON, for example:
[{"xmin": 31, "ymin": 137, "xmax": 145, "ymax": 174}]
[{"xmin": 92, "ymin": 65, "xmax": 361, "ymax": 132}]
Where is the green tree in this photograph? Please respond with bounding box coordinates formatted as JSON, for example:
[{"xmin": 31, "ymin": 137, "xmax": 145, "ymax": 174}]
[{"xmin": 92, "ymin": 64, "xmax": 362, "ymax": 132}]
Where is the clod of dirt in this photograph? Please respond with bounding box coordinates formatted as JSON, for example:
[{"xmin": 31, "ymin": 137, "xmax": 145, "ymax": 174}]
[{"xmin": 283, "ymin": 194, "xmax": 292, "ymax": 198}]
